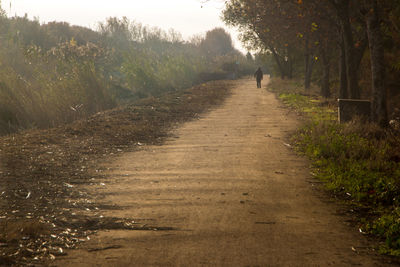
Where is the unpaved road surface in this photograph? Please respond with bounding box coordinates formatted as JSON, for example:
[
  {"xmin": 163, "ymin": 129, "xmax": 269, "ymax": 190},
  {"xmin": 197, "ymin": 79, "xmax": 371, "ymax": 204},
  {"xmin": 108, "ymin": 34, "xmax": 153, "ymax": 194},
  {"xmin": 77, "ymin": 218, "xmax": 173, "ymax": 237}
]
[{"xmin": 57, "ymin": 78, "xmax": 392, "ymax": 266}]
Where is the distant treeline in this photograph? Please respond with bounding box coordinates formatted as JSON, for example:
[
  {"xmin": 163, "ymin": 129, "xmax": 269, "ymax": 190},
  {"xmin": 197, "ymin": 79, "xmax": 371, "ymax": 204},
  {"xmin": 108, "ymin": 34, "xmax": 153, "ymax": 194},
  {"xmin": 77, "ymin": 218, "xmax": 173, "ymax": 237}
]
[{"xmin": 0, "ymin": 13, "xmax": 255, "ymax": 135}]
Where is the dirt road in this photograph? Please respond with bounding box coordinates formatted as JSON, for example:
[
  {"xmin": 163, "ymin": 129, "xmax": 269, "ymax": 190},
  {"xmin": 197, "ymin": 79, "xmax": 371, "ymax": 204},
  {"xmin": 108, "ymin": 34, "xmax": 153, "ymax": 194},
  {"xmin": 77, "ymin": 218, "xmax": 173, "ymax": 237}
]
[{"xmin": 56, "ymin": 78, "xmax": 390, "ymax": 266}]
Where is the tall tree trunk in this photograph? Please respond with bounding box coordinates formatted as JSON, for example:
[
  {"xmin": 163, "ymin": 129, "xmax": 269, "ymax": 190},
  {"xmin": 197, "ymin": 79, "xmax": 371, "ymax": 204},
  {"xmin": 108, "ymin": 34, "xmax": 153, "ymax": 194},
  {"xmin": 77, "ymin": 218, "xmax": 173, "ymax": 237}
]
[
  {"xmin": 339, "ymin": 37, "xmax": 348, "ymax": 98},
  {"xmin": 287, "ymin": 47, "xmax": 295, "ymax": 80},
  {"xmin": 304, "ymin": 37, "xmax": 311, "ymax": 89},
  {"xmin": 306, "ymin": 57, "xmax": 315, "ymax": 88},
  {"xmin": 366, "ymin": 0, "xmax": 388, "ymax": 126},
  {"xmin": 270, "ymin": 47, "xmax": 286, "ymax": 79},
  {"xmin": 337, "ymin": 1, "xmax": 361, "ymax": 99},
  {"xmin": 287, "ymin": 57, "xmax": 293, "ymax": 79},
  {"xmin": 320, "ymin": 44, "xmax": 331, "ymax": 98},
  {"xmin": 305, "ymin": 47, "xmax": 315, "ymax": 89},
  {"xmin": 354, "ymin": 31, "xmax": 369, "ymax": 71}
]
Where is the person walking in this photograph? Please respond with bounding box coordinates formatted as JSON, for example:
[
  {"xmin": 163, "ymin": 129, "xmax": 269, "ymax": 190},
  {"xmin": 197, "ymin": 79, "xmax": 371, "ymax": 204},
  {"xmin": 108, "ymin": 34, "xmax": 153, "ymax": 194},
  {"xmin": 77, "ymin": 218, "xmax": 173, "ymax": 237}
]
[{"xmin": 254, "ymin": 67, "xmax": 263, "ymax": 88}]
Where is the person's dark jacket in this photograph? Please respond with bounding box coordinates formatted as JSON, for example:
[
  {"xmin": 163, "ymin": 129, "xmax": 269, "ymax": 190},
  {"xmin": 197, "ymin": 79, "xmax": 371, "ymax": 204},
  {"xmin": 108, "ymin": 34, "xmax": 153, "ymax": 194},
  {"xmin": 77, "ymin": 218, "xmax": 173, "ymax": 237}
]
[{"xmin": 254, "ymin": 68, "xmax": 263, "ymax": 81}]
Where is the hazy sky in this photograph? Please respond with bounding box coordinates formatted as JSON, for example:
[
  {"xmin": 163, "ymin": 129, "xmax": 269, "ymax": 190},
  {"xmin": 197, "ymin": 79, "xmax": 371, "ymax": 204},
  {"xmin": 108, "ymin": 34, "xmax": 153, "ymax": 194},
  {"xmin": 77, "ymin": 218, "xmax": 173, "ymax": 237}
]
[{"xmin": 2, "ymin": 0, "xmax": 245, "ymax": 51}]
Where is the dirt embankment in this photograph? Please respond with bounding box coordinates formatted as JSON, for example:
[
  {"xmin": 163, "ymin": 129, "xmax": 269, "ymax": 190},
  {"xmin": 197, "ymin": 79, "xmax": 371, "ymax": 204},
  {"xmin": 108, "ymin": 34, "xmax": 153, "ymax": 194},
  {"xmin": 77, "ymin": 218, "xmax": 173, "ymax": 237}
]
[{"xmin": 0, "ymin": 80, "xmax": 233, "ymax": 266}]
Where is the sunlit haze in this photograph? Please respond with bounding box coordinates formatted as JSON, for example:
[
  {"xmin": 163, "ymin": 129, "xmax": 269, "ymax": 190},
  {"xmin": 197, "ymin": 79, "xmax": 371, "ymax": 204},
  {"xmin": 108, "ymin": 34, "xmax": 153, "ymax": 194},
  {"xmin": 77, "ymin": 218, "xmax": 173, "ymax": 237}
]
[{"xmin": 2, "ymin": 0, "xmax": 245, "ymax": 52}]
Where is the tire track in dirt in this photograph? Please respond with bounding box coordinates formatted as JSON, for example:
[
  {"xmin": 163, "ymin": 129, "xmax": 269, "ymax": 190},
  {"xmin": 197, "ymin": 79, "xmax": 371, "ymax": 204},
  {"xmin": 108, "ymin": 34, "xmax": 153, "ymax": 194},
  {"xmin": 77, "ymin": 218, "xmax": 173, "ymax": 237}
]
[{"xmin": 56, "ymin": 78, "xmax": 392, "ymax": 266}]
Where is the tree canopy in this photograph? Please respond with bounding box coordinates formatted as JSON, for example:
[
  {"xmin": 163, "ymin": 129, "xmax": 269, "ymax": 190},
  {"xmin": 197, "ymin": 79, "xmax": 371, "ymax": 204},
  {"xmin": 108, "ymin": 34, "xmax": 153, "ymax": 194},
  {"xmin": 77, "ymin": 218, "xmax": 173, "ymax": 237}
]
[
  {"xmin": 223, "ymin": 0, "xmax": 400, "ymax": 126},
  {"xmin": 200, "ymin": 27, "xmax": 235, "ymax": 57}
]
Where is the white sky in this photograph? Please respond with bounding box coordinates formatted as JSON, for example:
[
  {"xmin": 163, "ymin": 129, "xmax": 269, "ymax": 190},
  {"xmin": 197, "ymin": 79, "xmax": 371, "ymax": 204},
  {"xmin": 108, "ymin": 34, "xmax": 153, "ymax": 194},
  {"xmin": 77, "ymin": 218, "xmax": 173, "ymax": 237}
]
[{"xmin": 2, "ymin": 0, "xmax": 246, "ymax": 52}]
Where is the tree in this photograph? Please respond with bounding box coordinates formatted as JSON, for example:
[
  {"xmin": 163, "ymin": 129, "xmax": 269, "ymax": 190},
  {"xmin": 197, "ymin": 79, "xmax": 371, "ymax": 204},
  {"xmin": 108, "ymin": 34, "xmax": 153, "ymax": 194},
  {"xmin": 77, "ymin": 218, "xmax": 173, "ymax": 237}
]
[
  {"xmin": 223, "ymin": 0, "xmax": 332, "ymax": 85},
  {"xmin": 327, "ymin": 0, "xmax": 368, "ymax": 99},
  {"xmin": 222, "ymin": 0, "xmax": 392, "ymax": 125},
  {"xmin": 98, "ymin": 17, "xmax": 132, "ymax": 50},
  {"xmin": 297, "ymin": 0, "xmax": 336, "ymax": 91},
  {"xmin": 223, "ymin": 0, "xmax": 296, "ymax": 79},
  {"xmin": 200, "ymin": 27, "xmax": 235, "ymax": 57},
  {"xmin": 363, "ymin": 0, "xmax": 388, "ymax": 125}
]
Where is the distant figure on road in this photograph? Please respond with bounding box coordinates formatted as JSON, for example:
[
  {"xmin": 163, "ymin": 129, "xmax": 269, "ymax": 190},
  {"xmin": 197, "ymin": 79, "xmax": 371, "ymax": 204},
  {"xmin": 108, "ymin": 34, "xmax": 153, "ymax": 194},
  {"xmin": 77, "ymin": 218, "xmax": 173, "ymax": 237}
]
[{"xmin": 254, "ymin": 67, "xmax": 263, "ymax": 88}]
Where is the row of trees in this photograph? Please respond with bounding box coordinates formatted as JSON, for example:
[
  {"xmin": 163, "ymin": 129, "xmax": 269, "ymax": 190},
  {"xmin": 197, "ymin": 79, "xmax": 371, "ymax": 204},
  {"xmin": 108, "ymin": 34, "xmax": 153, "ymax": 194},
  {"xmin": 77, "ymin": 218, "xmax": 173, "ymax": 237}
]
[
  {"xmin": 223, "ymin": 0, "xmax": 400, "ymax": 126},
  {"xmin": 0, "ymin": 11, "xmax": 255, "ymax": 134}
]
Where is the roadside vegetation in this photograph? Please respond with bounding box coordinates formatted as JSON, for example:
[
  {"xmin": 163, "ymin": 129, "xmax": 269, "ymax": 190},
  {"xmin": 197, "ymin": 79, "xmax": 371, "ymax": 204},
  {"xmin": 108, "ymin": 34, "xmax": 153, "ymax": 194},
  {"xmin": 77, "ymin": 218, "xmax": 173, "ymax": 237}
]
[
  {"xmin": 269, "ymin": 78, "xmax": 400, "ymax": 256},
  {"xmin": 0, "ymin": 12, "xmax": 255, "ymax": 135}
]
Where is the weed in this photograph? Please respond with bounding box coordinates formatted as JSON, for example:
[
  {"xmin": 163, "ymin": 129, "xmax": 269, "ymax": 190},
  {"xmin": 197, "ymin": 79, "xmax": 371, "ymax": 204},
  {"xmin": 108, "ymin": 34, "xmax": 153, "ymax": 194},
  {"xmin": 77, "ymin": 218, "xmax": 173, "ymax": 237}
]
[{"xmin": 366, "ymin": 209, "xmax": 400, "ymax": 255}]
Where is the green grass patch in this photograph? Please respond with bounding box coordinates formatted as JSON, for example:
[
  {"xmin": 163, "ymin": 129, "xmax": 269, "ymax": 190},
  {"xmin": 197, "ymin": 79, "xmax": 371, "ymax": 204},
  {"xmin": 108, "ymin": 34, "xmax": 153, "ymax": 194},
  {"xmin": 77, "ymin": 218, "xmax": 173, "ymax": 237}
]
[{"xmin": 269, "ymin": 78, "xmax": 400, "ymax": 256}]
